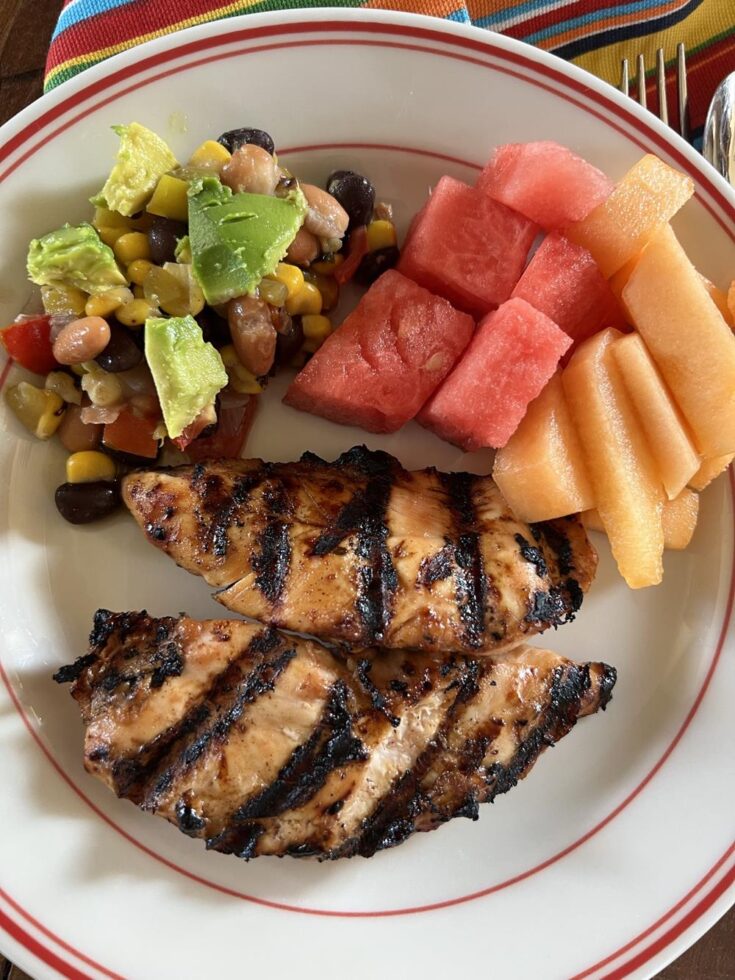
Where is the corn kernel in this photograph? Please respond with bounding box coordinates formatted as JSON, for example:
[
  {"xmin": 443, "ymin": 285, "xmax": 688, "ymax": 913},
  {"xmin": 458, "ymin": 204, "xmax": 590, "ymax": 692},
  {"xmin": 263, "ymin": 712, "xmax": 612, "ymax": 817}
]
[
  {"xmin": 66, "ymin": 450, "xmax": 117, "ymax": 484},
  {"xmin": 311, "ymin": 254, "xmax": 345, "ymax": 276},
  {"xmin": 92, "ymin": 207, "xmax": 130, "ymax": 231},
  {"xmin": 41, "ymin": 285, "xmax": 88, "ymax": 316},
  {"xmin": 188, "ymin": 140, "xmax": 231, "ymax": 171},
  {"xmin": 85, "ymin": 292, "xmax": 123, "ymax": 318},
  {"xmin": 97, "ymin": 226, "xmax": 127, "ymax": 248},
  {"xmin": 113, "ymin": 232, "xmax": 151, "ymax": 265},
  {"xmin": 301, "ymin": 314, "xmax": 332, "ymax": 343},
  {"xmin": 258, "ymin": 278, "xmax": 289, "ymax": 307},
  {"xmin": 304, "ymin": 272, "xmax": 339, "ymax": 312},
  {"xmin": 220, "ymin": 344, "xmax": 263, "ymax": 394},
  {"xmin": 366, "ymin": 220, "xmax": 397, "ymax": 252},
  {"xmin": 285, "ymin": 281, "xmax": 322, "ymax": 316},
  {"xmin": 146, "ymin": 174, "xmax": 189, "ymax": 222},
  {"xmin": 127, "ymin": 259, "xmax": 155, "ymax": 285},
  {"xmin": 5, "ymin": 382, "xmax": 65, "ymax": 439},
  {"xmin": 116, "ymin": 298, "xmax": 156, "ymax": 328},
  {"xmin": 273, "ymin": 263, "xmax": 305, "ymax": 299}
]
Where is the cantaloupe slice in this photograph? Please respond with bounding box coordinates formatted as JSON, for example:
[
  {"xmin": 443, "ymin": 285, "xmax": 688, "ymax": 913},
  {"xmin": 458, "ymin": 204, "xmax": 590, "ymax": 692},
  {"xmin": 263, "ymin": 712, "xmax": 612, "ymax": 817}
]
[
  {"xmin": 566, "ymin": 155, "xmax": 693, "ymax": 277},
  {"xmin": 729, "ymin": 281, "xmax": 735, "ymax": 324},
  {"xmin": 492, "ymin": 372, "xmax": 594, "ymax": 522},
  {"xmin": 562, "ymin": 328, "xmax": 665, "ymax": 588},
  {"xmin": 612, "ymin": 333, "xmax": 700, "ymax": 500},
  {"xmin": 583, "ymin": 488, "xmax": 698, "ymax": 550},
  {"xmin": 702, "ymin": 276, "xmax": 733, "ymax": 328},
  {"xmin": 622, "ymin": 225, "xmax": 735, "ymax": 458},
  {"xmin": 688, "ymin": 454, "xmax": 734, "ymax": 492}
]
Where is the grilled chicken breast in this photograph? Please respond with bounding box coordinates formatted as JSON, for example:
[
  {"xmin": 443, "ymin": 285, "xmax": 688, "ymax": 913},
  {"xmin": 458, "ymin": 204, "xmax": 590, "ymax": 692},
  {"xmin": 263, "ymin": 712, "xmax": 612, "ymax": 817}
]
[
  {"xmin": 56, "ymin": 610, "xmax": 615, "ymax": 860},
  {"xmin": 122, "ymin": 447, "xmax": 597, "ymax": 655}
]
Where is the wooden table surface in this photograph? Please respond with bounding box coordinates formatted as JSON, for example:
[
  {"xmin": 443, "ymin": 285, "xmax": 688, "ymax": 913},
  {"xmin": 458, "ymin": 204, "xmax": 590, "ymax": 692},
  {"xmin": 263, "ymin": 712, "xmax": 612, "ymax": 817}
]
[{"xmin": 0, "ymin": 0, "xmax": 733, "ymax": 977}]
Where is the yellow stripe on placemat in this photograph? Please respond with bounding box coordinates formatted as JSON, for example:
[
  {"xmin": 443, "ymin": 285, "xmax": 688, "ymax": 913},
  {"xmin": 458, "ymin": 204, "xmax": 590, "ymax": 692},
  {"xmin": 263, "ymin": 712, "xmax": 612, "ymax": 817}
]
[{"xmin": 572, "ymin": 0, "xmax": 733, "ymax": 85}]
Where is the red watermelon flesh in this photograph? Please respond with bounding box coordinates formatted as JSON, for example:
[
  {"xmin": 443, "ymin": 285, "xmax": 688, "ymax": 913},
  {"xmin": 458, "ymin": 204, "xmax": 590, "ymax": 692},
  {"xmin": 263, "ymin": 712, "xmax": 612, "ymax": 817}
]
[
  {"xmin": 397, "ymin": 175, "xmax": 537, "ymax": 316},
  {"xmin": 512, "ymin": 232, "xmax": 627, "ymax": 350},
  {"xmin": 283, "ymin": 270, "xmax": 474, "ymax": 434},
  {"xmin": 477, "ymin": 141, "xmax": 613, "ymax": 230},
  {"xmin": 417, "ymin": 297, "xmax": 571, "ymax": 450}
]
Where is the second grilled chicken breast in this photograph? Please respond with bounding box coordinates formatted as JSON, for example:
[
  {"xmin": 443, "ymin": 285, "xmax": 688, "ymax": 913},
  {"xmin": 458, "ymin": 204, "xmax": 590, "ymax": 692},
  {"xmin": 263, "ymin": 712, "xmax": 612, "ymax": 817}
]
[
  {"xmin": 122, "ymin": 447, "xmax": 597, "ymax": 655},
  {"xmin": 56, "ymin": 610, "xmax": 616, "ymax": 860}
]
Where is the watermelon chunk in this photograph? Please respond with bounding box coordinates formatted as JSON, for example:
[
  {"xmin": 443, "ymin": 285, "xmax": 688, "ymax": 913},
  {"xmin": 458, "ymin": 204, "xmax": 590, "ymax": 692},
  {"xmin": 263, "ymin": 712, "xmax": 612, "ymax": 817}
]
[
  {"xmin": 283, "ymin": 270, "xmax": 474, "ymax": 434},
  {"xmin": 397, "ymin": 176, "xmax": 537, "ymax": 316},
  {"xmin": 477, "ymin": 141, "xmax": 613, "ymax": 230},
  {"xmin": 512, "ymin": 232, "xmax": 627, "ymax": 350},
  {"xmin": 418, "ymin": 297, "xmax": 571, "ymax": 450}
]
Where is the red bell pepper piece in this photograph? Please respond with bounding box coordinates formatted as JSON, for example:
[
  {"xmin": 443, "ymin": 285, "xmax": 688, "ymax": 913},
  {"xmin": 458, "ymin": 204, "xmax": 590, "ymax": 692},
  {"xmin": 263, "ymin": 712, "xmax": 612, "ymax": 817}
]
[
  {"xmin": 186, "ymin": 397, "xmax": 258, "ymax": 461},
  {"xmin": 103, "ymin": 409, "xmax": 159, "ymax": 459},
  {"xmin": 0, "ymin": 316, "xmax": 58, "ymax": 375},
  {"xmin": 334, "ymin": 226, "xmax": 368, "ymax": 285}
]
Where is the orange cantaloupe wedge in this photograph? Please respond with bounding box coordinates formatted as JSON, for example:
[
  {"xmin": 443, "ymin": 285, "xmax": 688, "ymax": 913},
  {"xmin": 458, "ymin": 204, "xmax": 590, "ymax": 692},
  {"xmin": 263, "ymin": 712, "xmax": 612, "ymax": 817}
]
[
  {"xmin": 492, "ymin": 372, "xmax": 594, "ymax": 522},
  {"xmin": 622, "ymin": 225, "xmax": 735, "ymax": 458},
  {"xmin": 611, "ymin": 332, "xmax": 700, "ymax": 500},
  {"xmin": 702, "ymin": 277, "xmax": 734, "ymax": 328},
  {"xmin": 729, "ymin": 281, "xmax": 735, "ymax": 325},
  {"xmin": 583, "ymin": 488, "xmax": 698, "ymax": 551},
  {"xmin": 562, "ymin": 328, "xmax": 665, "ymax": 588},
  {"xmin": 566, "ymin": 154, "xmax": 693, "ymax": 278},
  {"xmin": 688, "ymin": 454, "xmax": 734, "ymax": 492}
]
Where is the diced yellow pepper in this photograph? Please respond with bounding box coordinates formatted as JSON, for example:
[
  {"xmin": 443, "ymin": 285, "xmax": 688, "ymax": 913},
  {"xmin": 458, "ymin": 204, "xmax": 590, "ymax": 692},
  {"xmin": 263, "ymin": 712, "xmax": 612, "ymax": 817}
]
[
  {"xmin": 285, "ymin": 281, "xmax": 322, "ymax": 316},
  {"xmin": 66, "ymin": 450, "xmax": 117, "ymax": 484},
  {"xmin": 188, "ymin": 140, "xmax": 231, "ymax": 171},
  {"xmin": 85, "ymin": 290, "xmax": 125, "ymax": 318},
  {"xmin": 92, "ymin": 207, "xmax": 130, "ymax": 231},
  {"xmin": 41, "ymin": 285, "xmax": 88, "ymax": 316},
  {"xmin": 366, "ymin": 219, "xmax": 397, "ymax": 252},
  {"xmin": 272, "ymin": 262, "xmax": 305, "ymax": 300},
  {"xmin": 113, "ymin": 232, "xmax": 151, "ymax": 265},
  {"xmin": 5, "ymin": 383, "xmax": 65, "ymax": 439},
  {"xmin": 146, "ymin": 174, "xmax": 189, "ymax": 222}
]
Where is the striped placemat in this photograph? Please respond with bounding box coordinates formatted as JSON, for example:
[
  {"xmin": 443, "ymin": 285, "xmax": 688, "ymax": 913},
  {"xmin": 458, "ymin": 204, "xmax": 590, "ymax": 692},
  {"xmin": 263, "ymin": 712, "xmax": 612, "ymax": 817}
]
[{"xmin": 45, "ymin": 0, "xmax": 735, "ymax": 144}]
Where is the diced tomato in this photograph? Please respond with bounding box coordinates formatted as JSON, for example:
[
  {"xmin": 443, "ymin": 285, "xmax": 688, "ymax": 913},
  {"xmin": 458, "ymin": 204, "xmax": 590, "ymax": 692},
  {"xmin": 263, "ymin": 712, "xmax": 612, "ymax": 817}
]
[
  {"xmin": 186, "ymin": 397, "xmax": 258, "ymax": 461},
  {"xmin": 334, "ymin": 226, "xmax": 368, "ymax": 285},
  {"xmin": 0, "ymin": 316, "xmax": 58, "ymax": 375},
  {"xmin": 103, "ymin": 409, "xmax": 159, "ymax": 459}
]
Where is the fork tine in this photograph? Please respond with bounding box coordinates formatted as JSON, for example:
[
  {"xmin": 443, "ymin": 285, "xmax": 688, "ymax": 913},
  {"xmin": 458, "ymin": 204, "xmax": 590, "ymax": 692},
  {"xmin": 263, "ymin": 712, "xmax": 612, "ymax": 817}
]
[
  {"xmin": 677, "ymin": 42, "xmax": 690, "ymax": 141},
  {"xmin": 656, "ymin": 48, "xmax": 668, "ymax": 125},
  {"xmin": 620, "ymin": 58, "xmax": 630, "ymax": 97},
  {"xmin": 637, "ymin": 53, "xmax": 647, "ymax": 108}
]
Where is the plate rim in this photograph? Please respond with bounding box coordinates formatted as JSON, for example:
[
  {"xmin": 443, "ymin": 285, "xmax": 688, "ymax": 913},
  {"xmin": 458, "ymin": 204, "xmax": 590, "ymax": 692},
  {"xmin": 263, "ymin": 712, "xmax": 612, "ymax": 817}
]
[{"xmin": 1, "ymin": 9, "xmax": 734, "ymax": 979}]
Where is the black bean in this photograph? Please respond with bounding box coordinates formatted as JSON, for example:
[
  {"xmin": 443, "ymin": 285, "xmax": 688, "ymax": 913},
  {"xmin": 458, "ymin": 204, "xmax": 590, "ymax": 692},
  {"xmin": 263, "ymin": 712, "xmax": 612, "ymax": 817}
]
[
  {"xmin": 275, "ymin": 315, "xmax": 304, "ymax": 367},
  {"xmin": 95, "ymin": 323, "xmax": 143, "ymax": 373},
  {"xmin": 354, "ymin": 246, "xmax": 401, "ymax": 287},
  {"xmin": 217, "ymin": 128, "xmax": 275, "ymax": 156},
  {"xmin": 196, "ymin": 307, "xmax": 230, "ymax": 348},
  {"xmin": 326, "ymin": 170, "xmax": 375, "ymax": 228},
  {"xmin": 55, "ymin": 481, "xmax": 121, "ymax": 525},
  {"xmin": 148, "ymin": 217, "xmax": 187, "ymax": 265}
]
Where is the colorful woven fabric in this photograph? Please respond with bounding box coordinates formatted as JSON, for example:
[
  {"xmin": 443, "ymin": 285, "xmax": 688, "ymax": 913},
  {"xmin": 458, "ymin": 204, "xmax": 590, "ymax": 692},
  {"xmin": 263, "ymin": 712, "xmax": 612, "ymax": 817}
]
[{"xmin": 45, "ymin": 0, "xmax": 734, "ymax": 143}]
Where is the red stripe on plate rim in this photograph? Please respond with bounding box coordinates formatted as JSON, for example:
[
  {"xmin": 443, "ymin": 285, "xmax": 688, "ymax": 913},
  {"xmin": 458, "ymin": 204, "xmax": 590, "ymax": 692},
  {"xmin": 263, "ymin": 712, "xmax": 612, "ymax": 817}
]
[{"xmin": 0, "ymin": 15, "xmax": 733, "ymax": 980}]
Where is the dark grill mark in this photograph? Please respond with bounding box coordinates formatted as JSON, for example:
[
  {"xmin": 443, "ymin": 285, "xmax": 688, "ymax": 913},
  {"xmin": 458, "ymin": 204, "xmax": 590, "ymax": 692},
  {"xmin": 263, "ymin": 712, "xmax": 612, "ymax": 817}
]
[
  {"xmin": 417, "ymin": 544, "xmax": 454, "ymax": 586},
  {"xmin": 175, "ymin": 799, "xmax": 206, "ymax": 835},
  {"xmin": 310, "ymin": 449, "xmax": 398, "ymax": 643},
  {"xmin": 355, "ymin": 659, "xmax": 400, "ymax": 727},
  {"xmin": 234, "ymin": 681, "xmax": 366, "ymax": 821},
  {"xmin": 442, "ymin": 473, "xmax": 487, "ymax": 649},
  {"xmin": 53, "ymin": 653, "xmax": 97, "ymax": 684},
  {"xmin": 252, "ymin": 483, "xmax": 292, "ymax": 604},
  {"xmin": 208, "ymin": 472, "xmax": 263, "ymax": 559},
  {"xmin": 533, "ymin": 521, "xmax": 574, "ymax": 576},
  {"xmin": 150, "ymin": 641, "xmax": 184, "ymax": 689},
  {"xmin": 525, "ymin": 587, "xmax": 568, "ymax": 626},
  {"xmin": 514, "ymin": 533, "xmax": 548, "ymax": 578},
  {"xmin": 146, "ymin": 523, "xmax": 167, "ymax": 541}
]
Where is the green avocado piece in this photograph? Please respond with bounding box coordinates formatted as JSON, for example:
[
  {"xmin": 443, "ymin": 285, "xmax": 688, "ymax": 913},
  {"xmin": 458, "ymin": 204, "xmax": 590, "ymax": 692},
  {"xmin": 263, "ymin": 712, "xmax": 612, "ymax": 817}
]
[
  {"xmin": 188, "ymin": 176, "xmax": 307, "ymax": 306},
  {"xmin": 144, "ymin": 315, "xmax": 227, "ymax": 439},
  {"xmin": 92, "ymin": 123, "xmax": 179, "ymax": 217},
  {"xmin": 27, "ymin": 223, "xmax": 127, "ymax": 294}
]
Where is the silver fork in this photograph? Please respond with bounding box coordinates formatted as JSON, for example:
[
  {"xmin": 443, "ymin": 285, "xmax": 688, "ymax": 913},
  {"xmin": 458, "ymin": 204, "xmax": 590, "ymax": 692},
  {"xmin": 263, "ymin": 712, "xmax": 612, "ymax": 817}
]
[{"xmin": 620, "ymin": 42, "xmax": 690, "ymax": 142}]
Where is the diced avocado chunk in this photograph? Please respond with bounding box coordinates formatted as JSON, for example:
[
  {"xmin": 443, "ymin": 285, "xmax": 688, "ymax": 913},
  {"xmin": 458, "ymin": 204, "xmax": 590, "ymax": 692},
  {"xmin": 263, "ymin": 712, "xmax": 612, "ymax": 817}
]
[
  {"xmin": 93, "ymin": 123, "xmax": 179, "ymax": 217},
  {"xmin": 145, "ymin": 315, "xmax": 227, "ymax": 439},
  {"xmin": 174, "ymin": 235, "xmax": 192, "ymax": 264},
  {"xmin": 188, "ymin": 176, "xmax": 307, "ymax": 306},
  {"xmin": 27, "ymin": 223, "xmax": 127, "ymax": 295}
]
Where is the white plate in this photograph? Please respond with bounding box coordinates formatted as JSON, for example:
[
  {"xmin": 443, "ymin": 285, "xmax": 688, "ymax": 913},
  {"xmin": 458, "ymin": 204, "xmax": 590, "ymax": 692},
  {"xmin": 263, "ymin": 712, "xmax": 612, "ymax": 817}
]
[{"xmin": 1, "ymin": 11, "xmax": 734, "ymax": 980}]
